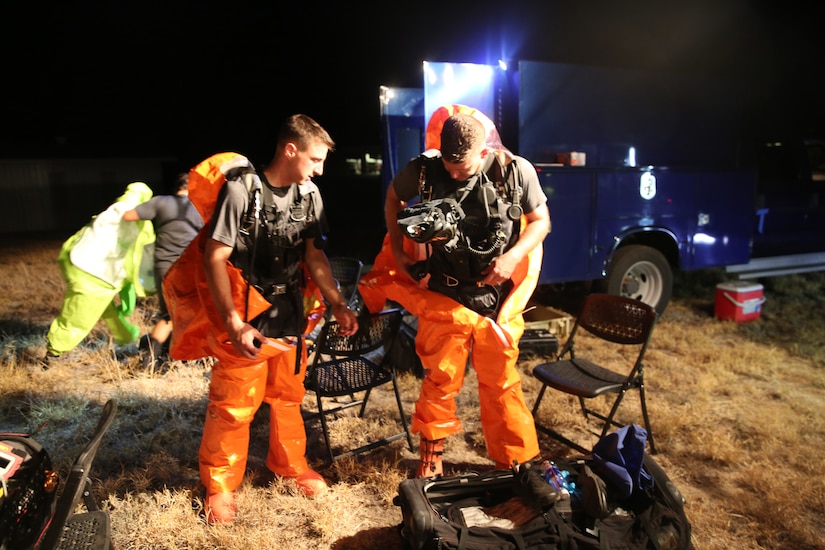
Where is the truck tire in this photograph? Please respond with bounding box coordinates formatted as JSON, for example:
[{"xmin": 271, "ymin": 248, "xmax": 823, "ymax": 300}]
[{"xmin": 603, "ymin": 245, "xmax": 672, "ymax": 315}]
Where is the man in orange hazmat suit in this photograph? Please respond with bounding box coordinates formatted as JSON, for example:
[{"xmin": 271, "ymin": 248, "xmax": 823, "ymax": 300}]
[
  {"xmin": 359, "ymin": 110, "xmax": 550, "ymax": 477},
  {"xmin": 166, "ymin": 115, "xmax": 358, "ymax": 524}
]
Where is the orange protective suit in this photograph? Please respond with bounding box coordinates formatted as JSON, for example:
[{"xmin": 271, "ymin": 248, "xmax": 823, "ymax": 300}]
[
  {"xmin": 163, "ymin": 153, "xmax": 326, "ymax": 494},
  {"xmin": 199, "ymin": 331, "xmax": 311, "ymax": 493},
  {"xmin": 363, "ymin": 104, "xmax": 543, "ymax": 465},
  {"xmin": 359, "ymin": 222, "xmax": 542, "ymax": 465}
]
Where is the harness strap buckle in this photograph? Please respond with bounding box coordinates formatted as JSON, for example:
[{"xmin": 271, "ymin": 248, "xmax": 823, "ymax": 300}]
[
  {"xmin": 443, "ymin": 274, "xmax": 460, "ymax": 287},
  {"xmin": 253, "ymin": 281, "xmax": 298, "ymax": 296}
]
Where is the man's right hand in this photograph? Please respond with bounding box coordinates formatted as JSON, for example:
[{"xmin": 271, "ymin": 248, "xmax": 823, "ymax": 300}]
[
  {"xmin": 392, "ymin": 251, "xmax": 419, "ymax": 282},
  {"xmin": 228, "ymin": 322, "xmax": 267, "ymax": 359},
  {"xmin": 406, "ymin": 260, "xmax": 428, "ymax": 281},
  {"xmin": 386, "ymin": 185, "xmax": 424, "ymax": 283}
]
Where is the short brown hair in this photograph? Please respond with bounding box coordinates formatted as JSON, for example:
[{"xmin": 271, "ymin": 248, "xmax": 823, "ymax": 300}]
[
  {"xmin": 440, "ymin": 114, "xmax": 485, "ymax": 162},
  {"xmin": 173, "ymin": 172, "xmax": 189, "ymax": 193},
  {"xmin": 278, "ymin": 114, "xmax": 335, "ymax": 152}
]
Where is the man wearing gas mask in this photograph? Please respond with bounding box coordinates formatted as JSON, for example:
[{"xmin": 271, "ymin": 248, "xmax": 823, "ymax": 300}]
[{"xmin": 372, "ymin": 110, "xmax": 550, "ymax": 478}]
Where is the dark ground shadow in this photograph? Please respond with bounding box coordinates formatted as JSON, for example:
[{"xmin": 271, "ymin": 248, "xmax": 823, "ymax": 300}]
[
  {"xmin": 530, "ymin": 281, "xmax": 592, "ymax": 316},
  {"xmin": 332, "ymin": 525, "xmax": 404, "ymax": 549}
]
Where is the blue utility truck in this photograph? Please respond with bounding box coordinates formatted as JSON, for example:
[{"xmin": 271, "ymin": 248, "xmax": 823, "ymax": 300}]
[{"xmin": 380, "ymin": 60, "xmax": 825, "ymax": 313}]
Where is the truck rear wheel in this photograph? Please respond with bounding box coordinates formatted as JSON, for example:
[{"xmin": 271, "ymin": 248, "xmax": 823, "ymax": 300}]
[{"xmin": 604, "ymin": 245, "xmax": 672, "ymax": 315}]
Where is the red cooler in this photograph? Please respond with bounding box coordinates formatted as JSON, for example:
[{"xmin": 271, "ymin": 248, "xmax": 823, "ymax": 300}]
[{"xmin": 715, "ymin": 281, "xmax": 765, "ymax": 322}]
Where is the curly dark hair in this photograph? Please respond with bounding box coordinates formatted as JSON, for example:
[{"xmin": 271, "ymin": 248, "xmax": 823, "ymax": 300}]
[{"xmin": 440, "ymin": 114, "xmax": 485, "ymax": 163}]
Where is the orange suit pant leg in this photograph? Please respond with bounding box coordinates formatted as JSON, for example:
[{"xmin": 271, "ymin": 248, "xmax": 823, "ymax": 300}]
[
  {"xmin": 410, "ymin": 317, "xmax": 473, "ymax": 441},
  {"xmin": 263, "ymin": 341, "xmax": 310, "ymax": 478},
  {"xmin": 199, "ymin": 338, "xmax": 268, "ymax": 495},
  {"xmin": 470, "ymin": 322, "xmax": 539, "ymax": 466}
]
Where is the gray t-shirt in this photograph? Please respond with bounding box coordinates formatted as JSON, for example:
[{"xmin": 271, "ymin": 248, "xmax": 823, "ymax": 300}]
[
  {"xmin": 209, "ymin": 176, "xmax": 329, "ymax": 337},
  {"xmin": 134, "ymin": 195, "xmax": 203, "ymax": 271},
  {"xmin": 210, "ymin": 177, "xmax": 328, "ymax": 280}
]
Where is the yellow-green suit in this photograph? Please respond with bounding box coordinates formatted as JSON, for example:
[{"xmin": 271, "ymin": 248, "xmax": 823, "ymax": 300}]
[{"xmin": 46, "ymin": 182, "xmax": 155, "ymax": 356}]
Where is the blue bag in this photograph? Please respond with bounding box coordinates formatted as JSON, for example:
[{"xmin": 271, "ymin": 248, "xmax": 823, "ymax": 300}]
[{"xmin": 590, "ymin": 424, "xmax": 654, "ymax": 499}]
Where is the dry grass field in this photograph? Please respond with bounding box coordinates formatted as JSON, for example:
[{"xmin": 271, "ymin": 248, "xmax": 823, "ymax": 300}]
[{"xmin": 1, "ymin": 239, "xmax": 824, "ymax": 549}]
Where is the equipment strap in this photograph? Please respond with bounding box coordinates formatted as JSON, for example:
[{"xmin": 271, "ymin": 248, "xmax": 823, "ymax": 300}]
[{"xmin": 242, "ymin": 168, "xmax": 304, "ymax": 376}]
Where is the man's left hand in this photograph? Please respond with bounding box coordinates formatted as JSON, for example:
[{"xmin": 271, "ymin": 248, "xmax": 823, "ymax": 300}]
[
  {"xmin": 332, "ymin": 304, "xmax": 359, "ymax": 335},
  {"xmin": 481, "ymin": 254, "xmax": 517, "ymax": 286}
]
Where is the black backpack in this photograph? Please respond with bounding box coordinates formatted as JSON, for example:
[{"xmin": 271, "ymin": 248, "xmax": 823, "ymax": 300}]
[
  {"xmin": 395, "ymin": 453, "xmax": 693, "ymax": 550},
  {"xmin": 0, "ymin": 433, "xmax": 58, "ymax": 550}
]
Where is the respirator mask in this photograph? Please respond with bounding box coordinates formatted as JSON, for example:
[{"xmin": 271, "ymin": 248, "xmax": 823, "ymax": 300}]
[{"xmin": 396, "ymin": 198, "xmax": 465, "ymax": 252}]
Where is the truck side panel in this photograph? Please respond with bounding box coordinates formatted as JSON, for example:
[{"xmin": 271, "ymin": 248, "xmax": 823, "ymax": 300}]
[
  {"xmin": 751, "ymin": 140, "xmax": 825, "ymax": 257},
  {"xmin": 595, "ymin": 169, "xmax": 752, "ymax": 271},
  {"xmin": 537, "ymin": 169, "xmax": 595, "ymax": 282},
  {"xmin": 689, "ymin": 169, "xmax": 755, "ymax": 268},
  {"xmin": 540, "ymin": 168, "xmax": 752, "ymax": 284}
]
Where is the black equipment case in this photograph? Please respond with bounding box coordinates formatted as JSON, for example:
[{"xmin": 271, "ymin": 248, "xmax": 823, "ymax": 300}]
[
  {"xmin": 518, "ymin": 328, "xmax": 559, "ymax": 360},
  {"xmin": 394, "ymin": 453, "xmax": 693, "ymax": 550}
]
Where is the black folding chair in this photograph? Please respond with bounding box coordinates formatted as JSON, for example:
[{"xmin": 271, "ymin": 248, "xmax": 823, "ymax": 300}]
[
  {"xmin": 327, "ymin": 257, "xmax": 364, "ymax": 316},
  {"xmin": 531, "ymin": 294, "xmax": 659, "ymax": 454},
  {"xmin": 38, "ymin": 399, "xmax": 117, "ymax": 550},
  {"xmin": 306, "ymin": 257, "xmax": 365, "ymax": 355},
  {"xmin": 304, "ymin": 308, "xmax": 414, "ymax": 464}
]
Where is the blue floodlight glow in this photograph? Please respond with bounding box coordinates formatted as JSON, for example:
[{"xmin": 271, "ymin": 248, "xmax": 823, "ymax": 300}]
[
  {"xmin": 423, "ymin": 61, "xmax": 497, "ymax": 127},
  {"xmin": 379, "ymin": 85, "xmax": 425, "ymax": 117}
]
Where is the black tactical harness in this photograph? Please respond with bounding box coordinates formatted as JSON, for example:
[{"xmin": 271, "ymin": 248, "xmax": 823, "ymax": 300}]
[
  {"xmin": 228, "ymin": 168, "xmax": 319, "ymax": 373},
  {"xmin": 399, "ymin": 151, "xmax": 524, "ymax": 317}
]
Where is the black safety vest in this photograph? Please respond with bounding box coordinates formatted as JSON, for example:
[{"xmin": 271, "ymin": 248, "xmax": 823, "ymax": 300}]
[
  {"xmin": 227, "ymin": 170, "xmax": 318, "ymax": 289},
  {"xmin": 417, "ymin": 152, "xmax": 523, "ymax": 282}
]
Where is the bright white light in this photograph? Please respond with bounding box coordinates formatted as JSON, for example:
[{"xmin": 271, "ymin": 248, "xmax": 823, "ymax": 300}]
[
  {"xmin": 627, "ymin": 147, "xmax": 637, "ymax": 167},
  {"xmin": 379, "ymin": 86, "xmax": 396, "ymax": 105},
  {"xmin": 498, "ymin": 59, "xmax": 508, "ymax": 71},
  {"xmin": 639, "ymin": 171, "xmax": 656, "ymax": 200},
  {"xmin": 693, "ymin": 233, "xmax": 717, "ymax": 245},
  {"xmin": 424, "ymin": 62, "xmax": 438, "ymax": 86}
]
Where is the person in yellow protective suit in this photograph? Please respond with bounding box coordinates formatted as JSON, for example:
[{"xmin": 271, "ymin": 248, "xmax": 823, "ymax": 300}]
[
  {"xmin": 164, "ymin": 115, "xmax": 358, "ymax": 525},
  {"xmin": 43, "ymin": 182, "xmax": 155, "ymax": 366},
  {"xmin": 359, "ymin": 109, "xmax": 551, "ymax": 477}
]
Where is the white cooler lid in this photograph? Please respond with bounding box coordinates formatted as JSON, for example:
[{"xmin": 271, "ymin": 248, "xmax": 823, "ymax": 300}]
[{"xmin": 716, "ymin": 280, "xmax": 763, "ymax": 293}]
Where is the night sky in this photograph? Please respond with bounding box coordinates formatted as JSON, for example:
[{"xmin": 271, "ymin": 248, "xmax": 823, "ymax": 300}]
[{"xmin": 3, "ymin": 1, "xmax": 824, "ymax": 167}]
